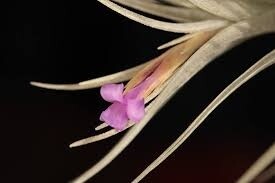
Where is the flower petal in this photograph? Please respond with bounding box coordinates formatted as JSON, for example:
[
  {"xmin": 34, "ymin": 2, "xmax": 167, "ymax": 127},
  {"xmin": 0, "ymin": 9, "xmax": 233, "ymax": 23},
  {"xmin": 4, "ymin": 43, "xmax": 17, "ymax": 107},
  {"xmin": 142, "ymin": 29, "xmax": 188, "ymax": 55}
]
[
  {"xmin": 125, "ymin": 77, "xmax": 152, "ymax": 100},
  {"xmin": 100, "ymin": 83, "xmax": 124, "ymax": 102},
  {"xmin": 126, "ymin": 98, "xmax": 145, "ymax": 122},
  {"xmin": 100, "ymin": 102, "xmax": 128, "ymax": 130}
]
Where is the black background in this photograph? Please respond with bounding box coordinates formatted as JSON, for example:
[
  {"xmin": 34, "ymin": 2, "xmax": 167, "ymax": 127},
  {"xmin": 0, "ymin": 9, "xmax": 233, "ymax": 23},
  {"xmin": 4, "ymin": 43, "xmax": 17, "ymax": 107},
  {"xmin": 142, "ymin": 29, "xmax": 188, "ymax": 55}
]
[{"xmin": 4, "ymin": 1, "xmax": 275, "ymax": 183}]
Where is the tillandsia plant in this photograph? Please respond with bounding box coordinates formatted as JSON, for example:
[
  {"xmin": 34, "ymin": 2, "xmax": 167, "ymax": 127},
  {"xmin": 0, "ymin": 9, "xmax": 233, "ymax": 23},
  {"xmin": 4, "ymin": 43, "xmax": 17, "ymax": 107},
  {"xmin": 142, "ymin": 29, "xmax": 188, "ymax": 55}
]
[{"xmin": 31, "ymin": 0, "xmax": 275, "ymax": 183}]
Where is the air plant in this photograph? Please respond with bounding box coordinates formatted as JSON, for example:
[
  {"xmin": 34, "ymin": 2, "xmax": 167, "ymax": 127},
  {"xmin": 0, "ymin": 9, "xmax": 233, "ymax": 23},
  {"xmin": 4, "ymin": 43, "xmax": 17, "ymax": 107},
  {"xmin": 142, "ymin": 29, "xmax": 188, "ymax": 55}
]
[{"xmin": 31, "ymin": 0, "xmax": 275, "ymax": 182}]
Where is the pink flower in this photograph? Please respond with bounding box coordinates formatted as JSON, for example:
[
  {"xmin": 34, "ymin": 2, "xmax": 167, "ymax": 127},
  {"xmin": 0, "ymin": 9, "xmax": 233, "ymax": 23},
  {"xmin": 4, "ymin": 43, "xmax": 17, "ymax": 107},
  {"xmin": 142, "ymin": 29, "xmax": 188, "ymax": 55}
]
[{"xmin": 100, "ymin": 78, "xmax": 152, "ymax": 130}]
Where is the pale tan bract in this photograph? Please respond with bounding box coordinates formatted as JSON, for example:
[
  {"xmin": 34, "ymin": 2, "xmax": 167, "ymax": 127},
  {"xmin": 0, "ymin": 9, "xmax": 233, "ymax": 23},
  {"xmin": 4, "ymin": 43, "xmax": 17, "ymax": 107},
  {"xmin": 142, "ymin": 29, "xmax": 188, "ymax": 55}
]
[{"xmin": 31, "ymin": 0, "xmax": 275, "ymax": 182}]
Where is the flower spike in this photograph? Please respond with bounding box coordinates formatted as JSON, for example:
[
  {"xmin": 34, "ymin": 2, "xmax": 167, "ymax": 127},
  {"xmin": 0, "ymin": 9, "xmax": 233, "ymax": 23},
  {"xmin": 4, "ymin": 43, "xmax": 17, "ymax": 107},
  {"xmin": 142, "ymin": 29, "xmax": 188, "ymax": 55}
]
[{"xmin": 30, "ymin": 1, "xmax": 275, "ymax": 183}]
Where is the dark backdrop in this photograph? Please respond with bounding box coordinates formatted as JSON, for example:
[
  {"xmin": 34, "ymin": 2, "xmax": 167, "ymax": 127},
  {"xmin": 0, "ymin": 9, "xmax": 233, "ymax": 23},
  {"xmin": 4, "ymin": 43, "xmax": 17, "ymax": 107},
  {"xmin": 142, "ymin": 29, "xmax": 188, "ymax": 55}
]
[{"xmin": 4, "ymin": 1, "xmax": 275, "ymax": 183}]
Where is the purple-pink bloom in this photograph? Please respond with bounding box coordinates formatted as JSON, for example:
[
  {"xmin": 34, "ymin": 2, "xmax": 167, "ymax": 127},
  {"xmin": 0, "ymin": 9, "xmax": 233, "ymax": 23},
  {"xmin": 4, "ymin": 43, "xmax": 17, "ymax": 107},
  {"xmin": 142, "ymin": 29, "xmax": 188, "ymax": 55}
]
[{"xmin": 99, "ymin": 81, "xmax": 148, "ymax": 130}]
